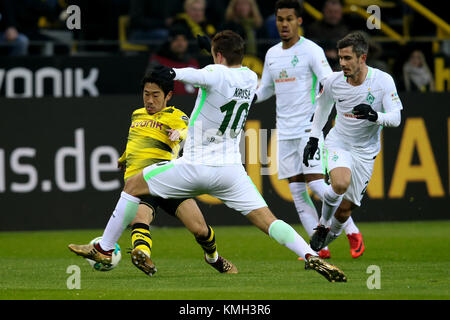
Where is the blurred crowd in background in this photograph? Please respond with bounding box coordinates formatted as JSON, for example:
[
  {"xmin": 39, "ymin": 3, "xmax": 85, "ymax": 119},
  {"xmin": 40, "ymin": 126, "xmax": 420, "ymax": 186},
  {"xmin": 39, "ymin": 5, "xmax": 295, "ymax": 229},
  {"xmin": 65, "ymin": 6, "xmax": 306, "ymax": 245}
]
[{"xmin": 1, "ymin": 0, "xmax": 448, "ymax": 93}]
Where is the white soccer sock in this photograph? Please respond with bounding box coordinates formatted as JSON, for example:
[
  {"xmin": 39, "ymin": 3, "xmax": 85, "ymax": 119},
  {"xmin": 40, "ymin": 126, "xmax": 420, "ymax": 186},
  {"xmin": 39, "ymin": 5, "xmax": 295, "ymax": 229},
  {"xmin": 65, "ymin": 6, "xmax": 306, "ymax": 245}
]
[
  {"xmin": 100, "ymin": 191, "xmax": 141, "ymax": 251},
  {"xmin": 320, "ymin": 185, "xmax": 344, "ymax": 226},
  {"xmin": 344, "ymin": 216, "xmax": 360, "ymax": 235},
  {"xmin": 325, "ymin": 216, "xmax": 345, "ymax": 247},
  {"xmin": 289, "ymin": 182, "xmax": 319, "ymax": 237},
  {"xmin": 268, "ymin": 220, "xmax": 316, "ymax": 260},
  {"xmin": 307, "ymin": 179, "xmax": 328, "ymax": 200}
]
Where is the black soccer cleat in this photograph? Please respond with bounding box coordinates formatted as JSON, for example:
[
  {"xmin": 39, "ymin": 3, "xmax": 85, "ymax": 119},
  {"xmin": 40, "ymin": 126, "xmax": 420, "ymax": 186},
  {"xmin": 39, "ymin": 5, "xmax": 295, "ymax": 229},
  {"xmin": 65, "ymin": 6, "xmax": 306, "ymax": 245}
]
[{"xmin": 310, "ymin": 224, "xmax": 330, "ymax": 252}]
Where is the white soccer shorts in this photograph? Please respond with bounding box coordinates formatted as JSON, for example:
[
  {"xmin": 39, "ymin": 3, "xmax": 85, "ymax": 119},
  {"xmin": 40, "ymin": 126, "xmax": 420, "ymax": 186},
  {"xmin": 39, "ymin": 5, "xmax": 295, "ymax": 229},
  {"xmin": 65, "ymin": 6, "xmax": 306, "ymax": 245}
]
[
  {"xmin": 142, "ymin": 158, "xmax": 267, "ymax": 215},
  {"xmin": 324, "ymin": 134, "xmax": 376, "ymax": 207},
  {"xmin": 277, "ymin": 134, "xmax": 325, "ymax": 180}
]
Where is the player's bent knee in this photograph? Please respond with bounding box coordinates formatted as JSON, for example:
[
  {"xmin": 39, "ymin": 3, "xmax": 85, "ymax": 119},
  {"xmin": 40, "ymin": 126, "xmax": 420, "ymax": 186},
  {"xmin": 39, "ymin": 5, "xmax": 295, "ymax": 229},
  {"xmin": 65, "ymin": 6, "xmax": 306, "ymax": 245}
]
[
  {"xmin": 124, "ymin": 173, "xmax": 150, "ymax": 196},
  {"xmin": 332, "ymin": 180, "xmax": 350, "ymax": 195},
  {"xmin": 132, "ymin": 204, "xmax": 154, "ymax": 225}
]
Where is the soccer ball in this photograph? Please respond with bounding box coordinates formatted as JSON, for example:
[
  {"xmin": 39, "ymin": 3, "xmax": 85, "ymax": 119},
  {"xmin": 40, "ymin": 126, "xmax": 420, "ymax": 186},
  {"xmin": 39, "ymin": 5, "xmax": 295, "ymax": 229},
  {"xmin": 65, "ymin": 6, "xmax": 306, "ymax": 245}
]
[{"xmin": 85, "ymin": 236, "xmax": 121, "ymax": 271}]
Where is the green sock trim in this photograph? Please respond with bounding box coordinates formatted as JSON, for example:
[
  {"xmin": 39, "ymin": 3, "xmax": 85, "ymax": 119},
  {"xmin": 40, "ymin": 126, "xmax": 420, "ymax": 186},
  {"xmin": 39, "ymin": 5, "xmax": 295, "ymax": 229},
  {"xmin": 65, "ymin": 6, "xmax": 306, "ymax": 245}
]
[
  {"xmin": 301, "ymin": 190, "xmax": 315, "ymax": 209},
  {"xmin": 268, "ymin": 220, "xmax": 296, "ymax": 245},
  {"xmin": 122, "ymin": 200, "xmax": 139, "ymax": 229}
]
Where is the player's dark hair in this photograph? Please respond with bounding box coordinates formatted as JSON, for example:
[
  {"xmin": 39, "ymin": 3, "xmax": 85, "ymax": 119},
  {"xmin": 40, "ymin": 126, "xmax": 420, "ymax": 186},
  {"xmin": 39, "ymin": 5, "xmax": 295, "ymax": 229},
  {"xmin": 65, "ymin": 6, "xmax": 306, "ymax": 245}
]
[
  {"xmin": 275, "ymin": 0, "xmax": 303, "ymax": 17},
  {"xmin": 337, "ymin": 31, "xmax": 369, "ymax": 57},
  {"xmin": 211, "ymin": 30, "xmax": 245, "ymax": 66},
  {"xmin": 141, "ymin": 67, "xmax": 174, "ymax": 97}
]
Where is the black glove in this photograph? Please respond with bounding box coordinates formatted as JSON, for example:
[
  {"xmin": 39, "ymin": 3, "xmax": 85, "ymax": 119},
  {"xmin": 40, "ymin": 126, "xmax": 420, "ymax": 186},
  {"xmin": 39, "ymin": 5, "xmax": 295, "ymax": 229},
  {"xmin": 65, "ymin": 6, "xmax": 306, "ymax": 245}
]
[
  {"xmin": 152, "ymin": 65, "xmax": 176, "ymax": 81},
  {"xmin": 303, "ymin": 137, "xmax": 319, "ymax": 167},
  {"xmin": 197, "ymin": 34, "xmax": 211, "ymax": 52},
  {"xmin": 352, "ymin": 104, "xmax": 378, "ymax": 122}
]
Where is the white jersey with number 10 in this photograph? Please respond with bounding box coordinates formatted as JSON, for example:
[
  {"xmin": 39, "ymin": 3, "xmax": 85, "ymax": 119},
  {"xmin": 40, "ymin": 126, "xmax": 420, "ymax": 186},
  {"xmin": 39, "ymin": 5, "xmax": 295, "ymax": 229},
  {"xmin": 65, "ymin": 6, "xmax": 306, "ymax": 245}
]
[{"xmin": 174, "ymin": 64, "xmax": 258, "ymax": 166}]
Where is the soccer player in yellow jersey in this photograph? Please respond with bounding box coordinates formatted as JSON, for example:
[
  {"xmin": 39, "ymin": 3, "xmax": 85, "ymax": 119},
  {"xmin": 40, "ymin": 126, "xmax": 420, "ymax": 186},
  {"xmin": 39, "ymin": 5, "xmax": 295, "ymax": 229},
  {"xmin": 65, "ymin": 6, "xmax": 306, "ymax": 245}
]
[
  {"xmin": 69, "ymin": 69, "xmax": 237, "ymax": 276},
  {"xmin": 117, "ymin": 104, "xmax": 189, "ymax": 181}
]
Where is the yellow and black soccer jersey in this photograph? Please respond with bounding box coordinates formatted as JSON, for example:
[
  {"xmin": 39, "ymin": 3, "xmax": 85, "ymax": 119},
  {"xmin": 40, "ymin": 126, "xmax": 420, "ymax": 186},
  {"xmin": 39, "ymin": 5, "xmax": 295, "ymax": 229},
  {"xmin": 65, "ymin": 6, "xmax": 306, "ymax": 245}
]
[{"xmin": 118, "ymin": 106, "xmax": 189, "ymax": 180}]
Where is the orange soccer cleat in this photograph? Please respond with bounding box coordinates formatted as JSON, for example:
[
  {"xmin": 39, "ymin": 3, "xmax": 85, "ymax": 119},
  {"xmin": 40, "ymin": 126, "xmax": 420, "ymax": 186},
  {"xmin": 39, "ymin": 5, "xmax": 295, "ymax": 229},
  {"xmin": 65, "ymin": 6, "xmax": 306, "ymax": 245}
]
[{"xmin": 347, "ymin": 232, "xmax": 365, "ymax": 258}]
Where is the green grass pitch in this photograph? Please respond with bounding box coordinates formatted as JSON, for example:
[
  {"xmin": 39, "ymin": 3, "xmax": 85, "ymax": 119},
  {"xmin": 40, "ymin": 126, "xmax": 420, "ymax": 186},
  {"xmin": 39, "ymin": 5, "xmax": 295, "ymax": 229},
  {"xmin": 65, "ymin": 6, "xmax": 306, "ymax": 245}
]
[{"xmin": 0, "ymin": 221, "xmax": 449, "ymax": 300}]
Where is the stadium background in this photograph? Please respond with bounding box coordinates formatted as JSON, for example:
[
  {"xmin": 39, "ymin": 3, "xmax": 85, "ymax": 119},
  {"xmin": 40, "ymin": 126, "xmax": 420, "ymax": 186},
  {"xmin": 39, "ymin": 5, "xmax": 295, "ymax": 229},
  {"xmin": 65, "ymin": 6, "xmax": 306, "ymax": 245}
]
[{"xmin": 1, "ymin": 0, "xmax": 449, "ymax": 231}]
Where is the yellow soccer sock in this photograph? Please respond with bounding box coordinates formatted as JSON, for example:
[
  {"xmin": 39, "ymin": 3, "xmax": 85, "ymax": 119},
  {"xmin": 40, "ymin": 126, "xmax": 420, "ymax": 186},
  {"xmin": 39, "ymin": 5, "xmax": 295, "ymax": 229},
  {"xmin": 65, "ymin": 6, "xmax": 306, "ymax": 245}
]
[
  {"xmin": 195, "ymin": 225, "xmax": 218, "ymax": 262},
  {"xmin": 131, "ymin": 223, "xmax": 153, "ymax": 258}
]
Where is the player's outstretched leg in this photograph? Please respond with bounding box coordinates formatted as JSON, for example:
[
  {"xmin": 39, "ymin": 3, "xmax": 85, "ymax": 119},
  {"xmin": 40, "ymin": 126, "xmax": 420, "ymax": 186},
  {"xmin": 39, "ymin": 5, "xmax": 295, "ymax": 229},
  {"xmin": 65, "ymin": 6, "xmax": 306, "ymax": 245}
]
[
  {"xmin": 69, "ymin": 191, "xmax": 141, "ymax": 264},
  {"xmin": 247, "ymin": 207, "xmax": 347, "ymax": 282}
]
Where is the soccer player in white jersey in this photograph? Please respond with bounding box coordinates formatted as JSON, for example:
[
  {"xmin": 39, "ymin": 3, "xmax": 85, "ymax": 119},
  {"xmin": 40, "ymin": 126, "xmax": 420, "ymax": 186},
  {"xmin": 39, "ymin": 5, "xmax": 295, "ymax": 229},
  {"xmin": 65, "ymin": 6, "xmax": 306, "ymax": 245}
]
[
  {"xmin": 303, "ymin": 31, "xmax": 402, "ymax": 252},
  {"xmin": 255, "ymin": 0, "xmax": 363, "ymax": 259},
  {"xmin": 69, "ymin": 30, "xmax": 347, "ymax": 282}
]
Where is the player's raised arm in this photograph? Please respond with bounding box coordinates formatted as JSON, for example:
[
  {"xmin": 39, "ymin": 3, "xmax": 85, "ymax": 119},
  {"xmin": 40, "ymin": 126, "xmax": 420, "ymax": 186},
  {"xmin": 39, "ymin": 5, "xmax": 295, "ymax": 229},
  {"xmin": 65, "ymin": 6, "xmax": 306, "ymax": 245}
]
[
  {"xmin": 151, "ymin": 63, "xmax": 220, "ymax": 91},
  {"xmin": 173, "ymin": 65, "xmax": 220, "ymax": 89}
]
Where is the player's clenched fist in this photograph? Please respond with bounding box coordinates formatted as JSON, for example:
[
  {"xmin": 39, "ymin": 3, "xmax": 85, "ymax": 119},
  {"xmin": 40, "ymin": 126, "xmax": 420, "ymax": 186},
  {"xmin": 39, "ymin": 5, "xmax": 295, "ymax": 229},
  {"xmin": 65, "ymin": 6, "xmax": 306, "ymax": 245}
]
[
  {"xmin": 197, "ymin": 34, "xmax": 211, "ymax": 52},
  {"xmin": 303, "ymin": 137, "xmax": 319, "ymax": 167},
  {"xmin": 152, "ymin": 65, "xmax": 176, "ymax": 81},
  {"xmin": 352, "ymin": 104, "xmax": 378, "ymax": 122}
]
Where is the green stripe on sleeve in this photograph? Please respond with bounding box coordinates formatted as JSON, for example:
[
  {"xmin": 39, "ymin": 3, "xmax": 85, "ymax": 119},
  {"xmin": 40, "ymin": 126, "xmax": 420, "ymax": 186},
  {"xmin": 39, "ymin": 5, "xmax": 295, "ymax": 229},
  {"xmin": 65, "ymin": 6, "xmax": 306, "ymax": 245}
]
[
  {"xmin": 311, "ymin": 73, "xmax": 318, "ymax": 105},
  {"xmin": 189, "ymin": 87, "xmax": 207, "ymax": 127}
]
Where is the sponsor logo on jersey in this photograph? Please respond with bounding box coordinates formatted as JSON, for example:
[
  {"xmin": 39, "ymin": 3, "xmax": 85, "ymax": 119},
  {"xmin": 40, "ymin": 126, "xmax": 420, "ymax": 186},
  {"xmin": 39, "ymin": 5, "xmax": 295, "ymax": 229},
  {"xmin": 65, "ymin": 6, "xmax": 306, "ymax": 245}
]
[
  {"xmin": 131, "ymin": 120, "xmax": 163, "ymax": 130},
  {"xmin": 275, "ymin": 69, "xmax": 296, "ymax": 83}
]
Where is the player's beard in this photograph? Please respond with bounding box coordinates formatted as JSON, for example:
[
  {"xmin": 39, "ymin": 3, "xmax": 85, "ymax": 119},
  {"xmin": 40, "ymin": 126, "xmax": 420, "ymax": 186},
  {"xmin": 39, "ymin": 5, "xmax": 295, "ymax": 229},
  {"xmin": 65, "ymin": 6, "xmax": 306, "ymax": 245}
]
[{"xmin": 345, "ymin": 65, "xmax": 360, "ymax": 80}]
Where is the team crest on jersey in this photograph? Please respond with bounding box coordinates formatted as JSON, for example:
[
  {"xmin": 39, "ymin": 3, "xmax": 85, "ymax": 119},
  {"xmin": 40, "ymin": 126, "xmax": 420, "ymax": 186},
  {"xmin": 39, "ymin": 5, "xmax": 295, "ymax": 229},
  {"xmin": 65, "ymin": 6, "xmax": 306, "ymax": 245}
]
[
  {"xmin": 181, "ymin": 115, "xmax": 189, "ymax": 125},
  {"xmin": 366, "ymin": 92, "xmax": 375, "ymax": 105},
  {"xmin": 291, "ymin": 55, "xmax": 299, "ymax": 67}
]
